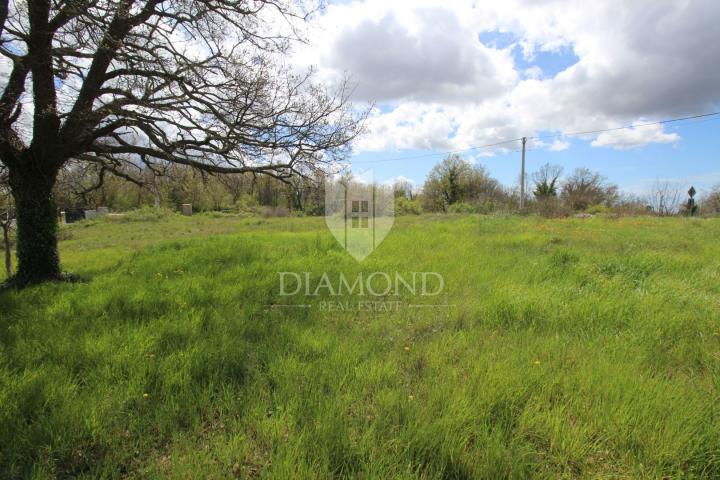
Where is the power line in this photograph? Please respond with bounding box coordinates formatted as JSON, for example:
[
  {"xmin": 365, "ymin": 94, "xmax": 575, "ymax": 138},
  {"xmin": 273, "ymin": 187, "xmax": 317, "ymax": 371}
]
[
  {"xmin": 350, "ymin": 138, "xmax": 522, "ymax": 164},
  {"xmin": 529, "ymin": 111, "xmax": 720, "ymax": 141},
  {"xmin": 348, "ymin": 111, "xmax": 720, "ymax": 165}
]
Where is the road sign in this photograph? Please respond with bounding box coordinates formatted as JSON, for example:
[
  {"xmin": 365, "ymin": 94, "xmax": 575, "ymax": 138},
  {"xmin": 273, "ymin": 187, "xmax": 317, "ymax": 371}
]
[{"xmin": 688, "ymin": 186, "xmax": 696, "ymax": 198}]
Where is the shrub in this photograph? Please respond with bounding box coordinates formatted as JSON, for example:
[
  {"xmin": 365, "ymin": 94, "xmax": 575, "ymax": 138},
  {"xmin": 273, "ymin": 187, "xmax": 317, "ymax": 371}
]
[
  {"xmin": 447, "ymin": 201, "xmax": 498, "ymax": 214},
  {"xmin": 395, "ymin": 197, "xmax": 422, "ymax": 215},
  {"xmin": 586, "ymin": 204, "xmax": 610, "ymax": 215},
  {"xmin": 600, "ymin": 194, "xmax": 651, "ymax": 217},
  {"xmin": 532, "ymin": 198, "xmax": 571, "ymax": 218},
  {"xmin": 447, "ymin": 202, "xmax": 476, "ymax": 214},
  {"xmin": 103, "ymin": 206, "xmax": 176, "ymax": 223},
  {"xmin": 701, "ymin": 186, "xmax": 720, "ymax": 217},
  {"xmin": 229, "ymin": 194, "xmax": 263, "ymax": 216},
  {"xmin": 202, "ymin": 211, "xmax": 234, "ymax": 219},
  {"xmin": 261, "ymin": 206, "xmax": 291, "ymax": 217}
]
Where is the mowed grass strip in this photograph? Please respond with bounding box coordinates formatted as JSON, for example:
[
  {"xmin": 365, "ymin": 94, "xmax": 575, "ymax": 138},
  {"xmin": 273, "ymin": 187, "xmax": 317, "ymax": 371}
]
[{"xmin": 1, "ymin": 213, "xmax": 719, "ymax": 478}]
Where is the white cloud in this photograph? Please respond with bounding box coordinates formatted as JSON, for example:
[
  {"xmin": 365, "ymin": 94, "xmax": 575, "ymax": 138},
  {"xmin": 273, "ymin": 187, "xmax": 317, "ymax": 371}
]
[
  {"xmin": 591, "ymin": 124, "xmax": 679, "ymax": 150},
  {"xmin": 382, "ymin": 175, "xmax": 417, "ymax": 186},
  {"xmin": 294, "ymin": 0, "xmax": 720, "ymax": 153},
  {"xmin": 524, "ymin": 66, "xmax": 543, "ymax": 80},
  {"xmin": 354, "ymin": 103, "xmax": 457, "ymax": 152},
  {"xmin": 549, "ymin": 139, "xmax": 571, "ymax": 151}
]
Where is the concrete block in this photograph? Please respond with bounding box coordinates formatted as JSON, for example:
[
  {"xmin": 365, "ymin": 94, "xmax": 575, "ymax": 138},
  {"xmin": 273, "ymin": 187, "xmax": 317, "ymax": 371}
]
[{"xmin": 181, "ymin": 204, "xmax": 193, "ymax": 216}]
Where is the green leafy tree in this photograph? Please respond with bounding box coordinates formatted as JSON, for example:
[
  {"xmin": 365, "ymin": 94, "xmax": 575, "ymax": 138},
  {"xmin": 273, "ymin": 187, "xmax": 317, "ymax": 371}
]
[
  {"xmin": 532, "ymin": 163, "xmax": 563, "ymax": 199},
  {"xmin": 422, "ymin": 154, "xmax": 502, "ymax": 211}
]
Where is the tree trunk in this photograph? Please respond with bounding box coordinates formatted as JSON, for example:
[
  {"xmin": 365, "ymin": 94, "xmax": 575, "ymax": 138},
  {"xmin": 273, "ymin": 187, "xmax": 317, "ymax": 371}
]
[
  {"xmin": 2, "ymin": 220, "xmax": 11, "ymax": 277},
  {"xmin": 9, "ymin": 167, "xmax": 62, "ymax": 286}
]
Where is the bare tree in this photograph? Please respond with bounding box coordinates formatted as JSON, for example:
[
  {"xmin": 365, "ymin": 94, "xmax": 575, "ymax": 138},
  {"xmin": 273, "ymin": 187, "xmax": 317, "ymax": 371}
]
[
  {"xmin": 647, "ymin": 181, "xmax": 682, "ymax": 216},
  {"xmin": 701, "ymin": 184, "xmax": 720, "ymax": 216},
  {"xmin": 0, "ymin": 0, "xmax": 363, "ymax": 286},
  {"xmin": 561, "ymin": 168, "xmax": 618, "ymax": 211},
  {"xmin": 392, "ymin": 178, "xmax": 415, "ymax": 200}
]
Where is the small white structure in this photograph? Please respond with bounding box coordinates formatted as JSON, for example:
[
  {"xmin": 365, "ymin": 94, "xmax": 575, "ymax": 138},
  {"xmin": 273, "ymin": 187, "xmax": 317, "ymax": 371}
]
[{"xmin": 181, "ymin": 204, "xmax": 193, "ymax": 216}]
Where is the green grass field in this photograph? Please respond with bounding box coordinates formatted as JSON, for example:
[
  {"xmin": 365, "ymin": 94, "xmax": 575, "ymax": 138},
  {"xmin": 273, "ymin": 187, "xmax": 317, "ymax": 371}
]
[{"xmin": 1, "ymin": 212, "xmax": 720, "ymax": 478}]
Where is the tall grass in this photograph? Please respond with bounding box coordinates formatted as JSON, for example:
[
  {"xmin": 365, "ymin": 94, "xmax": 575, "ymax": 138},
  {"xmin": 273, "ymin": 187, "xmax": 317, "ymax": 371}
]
[{"xmin": 1, "ymin": 215, "xmax": 719, "ymax": 478}]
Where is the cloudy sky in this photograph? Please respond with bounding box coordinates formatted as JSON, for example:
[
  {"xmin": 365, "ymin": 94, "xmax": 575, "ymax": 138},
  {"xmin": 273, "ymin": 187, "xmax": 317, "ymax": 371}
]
[{"xmin": 295, "ymin": 0, "xmax": 720, "ymax": 194}]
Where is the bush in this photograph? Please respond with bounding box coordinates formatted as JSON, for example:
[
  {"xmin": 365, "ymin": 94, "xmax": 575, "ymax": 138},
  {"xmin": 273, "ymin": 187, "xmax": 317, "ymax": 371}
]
[
  {"xmin": 447, "ymin": 202, "xmax": 475, "ymax": 214},
  {"xmin": 701, "ymin": 186, "xmax": 720, "ymax": 217},
  {"xmin": 607, "ymin": 195, "xmax": 652, "ymax": 217},
  {"xmin": 201, "ymin": 211, "xmax": 235, "ymax": 219},
  {"xmin": 225, "ymin": 194, "xmax": 263, "ymax": 216},
  {"xmin": 475, "ymin": 201, "xmax": 497, "ymax": 214},
  {"xmin": 445, "ymin": 201, "xmax": 495, "ymax": 214},
  {"xmin": 261, "ymin": 206, "xmax": 291, "ymax": 217},
  {"xmin": 395, "ymin": 197, "xmax": 422, "ymax": 215},
  {"xmin": 585, "ymin": 204, "xmax": 610, "ymax": 215},
  {"xmin": 531, "ymin": 198, "xmax": 571, "ymax": 218},
  {"xmin": 103, "ymin": 206, "xmax": 176, "ymax": 223}
]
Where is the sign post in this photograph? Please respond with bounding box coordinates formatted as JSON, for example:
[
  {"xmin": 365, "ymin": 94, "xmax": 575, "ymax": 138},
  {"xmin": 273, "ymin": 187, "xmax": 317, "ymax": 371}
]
[{"xmin": 687, "ymin": 186, "xmax": 697, "ymax": 216}]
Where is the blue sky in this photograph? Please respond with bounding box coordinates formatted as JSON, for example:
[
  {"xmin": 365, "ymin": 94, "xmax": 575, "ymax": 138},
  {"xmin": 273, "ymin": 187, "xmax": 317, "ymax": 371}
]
[
  {"xmin": 348, "ymin": 115, "xmax": 720, "ymax": 196},
  {"xmin": 299, "ymin": 0, "xmax": 720, "ymax": 197}
]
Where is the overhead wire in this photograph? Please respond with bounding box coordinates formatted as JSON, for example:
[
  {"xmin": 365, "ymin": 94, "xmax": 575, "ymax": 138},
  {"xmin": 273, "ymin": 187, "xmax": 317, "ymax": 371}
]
[
  {"xmin": 348, "ymin": 111, "xmax": 720, "ymax": 164},
  {"xmin": 528, "ymin": 111, "xmax": 720, "ymax": 141}
]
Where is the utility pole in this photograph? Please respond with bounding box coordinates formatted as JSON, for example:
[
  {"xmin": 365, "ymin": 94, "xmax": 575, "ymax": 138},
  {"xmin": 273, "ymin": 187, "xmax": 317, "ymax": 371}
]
[{"xmin": 520, "ymin": 137, "xmax": 527, "ymax": 210}]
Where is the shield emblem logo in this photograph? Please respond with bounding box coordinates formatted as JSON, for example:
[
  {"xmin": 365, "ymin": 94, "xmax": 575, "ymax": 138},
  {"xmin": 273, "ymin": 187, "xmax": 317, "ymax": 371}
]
[{"xmin": 325, "ymin": 170, "xmax": 395, "ymax": 262}]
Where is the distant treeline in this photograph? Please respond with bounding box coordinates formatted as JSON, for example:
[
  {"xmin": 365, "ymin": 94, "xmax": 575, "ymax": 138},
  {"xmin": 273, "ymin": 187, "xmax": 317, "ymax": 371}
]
[{"xmin": 8, "ymin": 155, "xmax": 719, "ymax": 218}]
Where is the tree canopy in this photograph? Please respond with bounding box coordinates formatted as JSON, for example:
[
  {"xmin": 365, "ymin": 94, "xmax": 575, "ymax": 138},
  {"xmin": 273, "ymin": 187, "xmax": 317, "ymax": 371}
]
[
  {"xmin": 422, "ymin": 154, "xmax": 503, "ymax": 211},
  {"xmin": 0, "ymin": 0, "xmax": 363, "ymax": 286}
]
